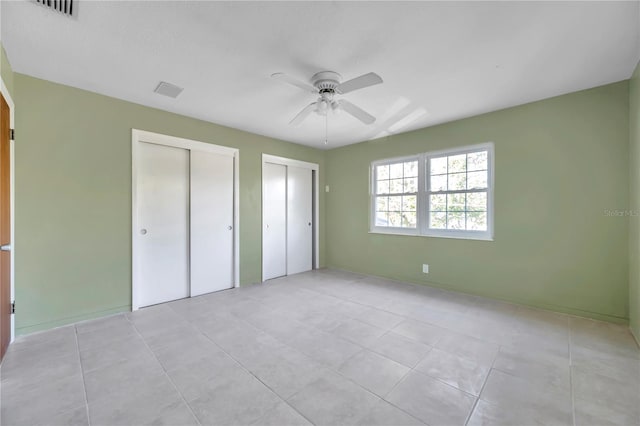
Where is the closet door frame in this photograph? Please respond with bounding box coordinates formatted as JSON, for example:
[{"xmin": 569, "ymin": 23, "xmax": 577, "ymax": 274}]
[
  {"xmin": 131, "ymin": 129, "xmax": 239, "ymax": 311},
  {"xmin": 261, "ymin": 154, "xmax": 319, "ymax": 282}
]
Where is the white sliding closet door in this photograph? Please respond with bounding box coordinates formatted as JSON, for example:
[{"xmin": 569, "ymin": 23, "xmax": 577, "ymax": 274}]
[
  {"xmin": 137, "ymin": 142, "xmax": 190, "ymax": 307},
  {"xmin": 287, "ymin": 166, "xmax": 313, "ymax": 275},
  {"xmin": 263, "ymin": 163, "xmax": 287, "ymax": 280},
  {"xmin": 190, "ymin": 151, "xmax": 234, "ymax": 296}
]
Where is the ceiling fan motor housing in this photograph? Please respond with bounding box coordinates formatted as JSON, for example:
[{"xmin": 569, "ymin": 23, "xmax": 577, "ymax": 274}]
[{"xmin": 311, "ymin": 71, "xmax": 341, "ymax": 93}]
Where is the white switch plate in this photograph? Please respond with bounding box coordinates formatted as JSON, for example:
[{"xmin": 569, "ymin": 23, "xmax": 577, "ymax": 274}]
[
  {"xmin": 422, "ymin": 264, "xmax": 429, "ymax": 274},
  {"xmin": 325, "ymin": 185, "xmax": 330, "ymax": 192}
]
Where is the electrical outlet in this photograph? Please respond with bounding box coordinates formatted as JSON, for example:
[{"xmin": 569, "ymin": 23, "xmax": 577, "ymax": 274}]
[{"xmin": 422, "ymin": 264, "xmax": 429, "ymax": 274}]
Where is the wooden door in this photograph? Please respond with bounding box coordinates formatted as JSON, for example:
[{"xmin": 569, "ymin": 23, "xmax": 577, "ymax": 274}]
[{"xmin": 0, "ymin": 93, "xmax": 11, "ymax": 361}]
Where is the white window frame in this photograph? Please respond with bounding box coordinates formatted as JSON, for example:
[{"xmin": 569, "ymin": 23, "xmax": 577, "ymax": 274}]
[
  {"xmin": 370, "ymin": 154, "xmax": 422, "ymax": 236},
  {"xmin": 370, "ymin": 142, "xmax": 494, "ymax": 241}
]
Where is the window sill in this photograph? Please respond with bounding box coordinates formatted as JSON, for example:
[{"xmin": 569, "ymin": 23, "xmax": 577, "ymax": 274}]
[{"xmin": 369, "ymin": 229, "xmax": 494, "ymax": 241}]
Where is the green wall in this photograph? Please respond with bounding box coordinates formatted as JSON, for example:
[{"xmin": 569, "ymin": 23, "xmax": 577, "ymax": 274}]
[
  {"xmin": 630, "ymin": 61, "xmax": 640, "ymax": 341},
  {"xmin": 14, "ymin": 74, "xmax": 326, "ymax": 335},
  {"xmin": 9, "ymin": 67, "xmax": 636, "ymax": 334},
  {"xmin": 325, "ymin": 81, "xmax": 630, "ymax": 323}
]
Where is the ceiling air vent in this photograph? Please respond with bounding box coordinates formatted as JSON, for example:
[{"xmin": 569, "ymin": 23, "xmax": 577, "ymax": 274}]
[
  {"xmin": 34, "ymin": 0, "xmax": 75, "ymax": 17},
  {"xmin": 154, "ymin": 82, "xmax": 184, "ymax": 99}
]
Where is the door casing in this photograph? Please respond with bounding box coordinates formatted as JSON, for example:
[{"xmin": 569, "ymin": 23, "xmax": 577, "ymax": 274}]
[
  {"xmin": 261, "ymin": 154, "xmax": 319, "ymax": 282},
  {"xmin": 131, "ymin": 129, "xmax": 239, "ymax": 311},
  {"xmin": 0, "ymin": 77, "xmax": 15, "ymax": 344}
]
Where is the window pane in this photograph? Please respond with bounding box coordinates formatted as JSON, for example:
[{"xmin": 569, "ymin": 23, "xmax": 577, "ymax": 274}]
[
  {"xmin": 430, "ymin": 212, "xmax": 447, "ymax": 229},
  {"xmin": 402, "ymin": 212, "xmax": 417, "ymax": 228},
  {"xmin": 389, "ymin": 212, "xmax": 402, "ymax": 227},
  {"xmin": 448, "ymin": 172, "xmax": 466, "ymax": 190},
  {"xmin": 404, "ymin": 161, "xmax": 418, "ymax": 177},
  {"xmin": 447, "ymin": 212, "xmax": 465, "ymax": 229},
  {"xmin": 467, "ymin": 171, "xmax": 487, "ymax": 189},
  {"xmin": 404, "ymin": 177, "xmax": 418, "ymax": 193},
  {"xmin": 447, "ymin": 193, "xmax": 466, "ymax": 212},
  {"xmin": 467, "ymin": 212, "xmax": 487, "ymax": 231},
  {"xmin": 430, "ymin": 157, "xmax": 447, "ymax": 175},
  {"xmin": 389, "ymin": 179, "xmax": 404, "ymax": 194},
  {"xmin": 390, "ymin": 163, "xmax": 403, "ymax": 179},
  {"xmin": 377, "ymin": 164, "xmax": 390, "ymax": 180},
  {"xmin": 430, "ymin": 174, "xmax": 447, "ymax": 191},
  {"xmin": 376, "ymin": 196, "xmax": 388, "ymax": 212},
  {"xmin": 388, "ymin": 196, "xmax": 402, "ymax": 211},
  {"xmin": 376, "ymin": 211, "xmax": 389, "ymax": 226},
  {"xmin": 430, "ymin": 194, "xmax": 446, "ymax": 211},
  {"xmin": 467, "ymin": 151, "xmax": 487, "ymax": 171},
  {"xmin": 467, "ymin": 192, "xmax": 487, "ymax": 211},
  {"xmin": 402, "ymin": 195, "xmax": 417, "ymax": 212},
  {"xmin": 377, "ymin": 180, "xmax": 389, "ymax": 194},
  {"xmin": 448, "ymin": 154, "xmax": 466, "ymax": 173}
]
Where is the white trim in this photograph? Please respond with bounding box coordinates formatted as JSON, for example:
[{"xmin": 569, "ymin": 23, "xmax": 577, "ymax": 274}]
[
  {"xmin": 424, "ymin": 142, "xmax": 494, "ymax": 241},
  {"xmin": 1, "ymin": 78, "xmax": 15, "ymax": 342},
  {"xmin": 263, "ymin": 154, "xmax": 319, "ymax": 171},
  {"xmin": 370, "ymin": 153, "xmax": 422, "ymax": 168},
  {"xmin": 369, "ymin": 142, "xmax": 495, "ymax": 241},
  {"xmin": 131, "ymin": 129, "xmax": 240, "ymax": 311},
  {"xmin": 261, "ymin": 154, "xmax": 320, "ymax": 282},
  {"xmin": 421, "ymin": 142, "xmax": 494, "ymax": 158},
  {"xmin": 369, "ymin": 154, "xmax": 421, "ymax": 234},
  {"xmin": 261, "ymin": 159, "xmax": 268, "ymax": 282},
  {"xmin": 233, "ymin": 152, "xmax": 240, "ymax": 290},
  {"xmin": 132, "ymin": 129, "xmax": 238, "ymax": 156}
]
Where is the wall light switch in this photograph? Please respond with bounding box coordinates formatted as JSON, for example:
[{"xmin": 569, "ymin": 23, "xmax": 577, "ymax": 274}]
[
  {"xmin": 422, "ymin": 264, "xmax": 429, "ymax": 274},
  {"xmin": 325, "ymin": 185, "xmax": 330, "ymax": 192}
]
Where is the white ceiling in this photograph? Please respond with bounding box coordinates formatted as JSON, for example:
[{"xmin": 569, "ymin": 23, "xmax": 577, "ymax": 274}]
[{"xmin": 1, "ymin": 1, "xmax": 639, "ymax": 149}]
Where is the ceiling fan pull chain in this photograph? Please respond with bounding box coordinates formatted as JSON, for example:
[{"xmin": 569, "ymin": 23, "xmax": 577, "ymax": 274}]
[{"xmin": 324, "ymin": 113, "xmax": 329, "ymax": 145}]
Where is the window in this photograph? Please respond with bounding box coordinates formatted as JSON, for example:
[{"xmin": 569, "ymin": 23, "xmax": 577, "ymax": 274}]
[
  {"xmin": 373, "ymin": 159, "xmax": 419, "ymax": 229},
  {"xmin": 371, "ymin": 143, "xmax": 494, "ymax": 240}
]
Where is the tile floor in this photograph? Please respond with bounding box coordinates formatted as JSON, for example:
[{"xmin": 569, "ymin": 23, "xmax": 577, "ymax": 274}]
[{"xmin": 1, "ymin": 269, "xmax": 639, "ymax": 426}]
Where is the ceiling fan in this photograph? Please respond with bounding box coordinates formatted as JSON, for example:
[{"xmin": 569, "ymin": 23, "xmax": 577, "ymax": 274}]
[{"xmin": 271, "ymin": 71, "xmax": 383, "ymax": 127}]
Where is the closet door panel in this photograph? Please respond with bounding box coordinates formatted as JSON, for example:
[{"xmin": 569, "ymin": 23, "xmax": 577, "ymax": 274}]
[
  {"xmin": 137, "ymin": 142, "xmax": 190, "ymax": 307},
  {"xmin": 263, "ymin": 163, "xmax": 287, "ymax": 280},
  {"xmin": 287, "ymin": 166, "xmax": 313, "ymax": 275},
  {"xmin": 190, "ymin": 151, "xmax": 234, "ymax": 296}
]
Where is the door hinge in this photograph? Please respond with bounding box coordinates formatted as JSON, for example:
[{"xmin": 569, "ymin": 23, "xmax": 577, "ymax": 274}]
[
  {"xmin": 9, "ymin": 129, "xmax": 14, "ymax": 141},
  {"xmin": 11, "ymin": 301, "xmax": 15, "ymax": 314}
]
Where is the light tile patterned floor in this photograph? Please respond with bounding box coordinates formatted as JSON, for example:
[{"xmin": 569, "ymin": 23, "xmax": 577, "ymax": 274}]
[{"xmin": 1, "ymin": 269, "xmax": 639, "ymax": 425}]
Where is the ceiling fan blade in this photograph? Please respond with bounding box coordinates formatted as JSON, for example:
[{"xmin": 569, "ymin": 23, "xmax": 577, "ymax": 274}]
[
  {"xmin": 339, "ymin": 100, "xmax": 376, "ymax": 124},
  {"xmin": 271, "ymin": 72, "xmax": 317, "ymax": 94},
  {"xmin": 289, "ymin": 102, "xmax": 317, "ymax": 127},
  {"xmin": 336, "ymin": 72, "xmax": 383, "ymax": 94}
]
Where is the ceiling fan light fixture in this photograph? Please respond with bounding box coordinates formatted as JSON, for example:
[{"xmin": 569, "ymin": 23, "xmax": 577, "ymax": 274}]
[{"xmin": 272, "ymin": 70, "xmax": 383, "ymax": 130}]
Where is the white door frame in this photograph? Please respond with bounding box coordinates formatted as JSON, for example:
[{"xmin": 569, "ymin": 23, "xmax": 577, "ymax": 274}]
[
  {"xmin": 132, "ymin": 129, "xmax": 240, "ymax": 311},
  {"xmin": 261, "ymin": 154, "xmax": 319, "ymax": 282},
  {"xmin": 1, "ymin": 78, "xmax": 15, "ymax": 342}
]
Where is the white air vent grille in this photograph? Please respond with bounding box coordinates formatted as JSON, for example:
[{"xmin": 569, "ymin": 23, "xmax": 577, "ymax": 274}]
[
  {"xmin": 154, "ymin": 82, "xmax": 184, "ymax": 99},
  {"xmin": 35, "ymin": 0, "xmax": 74, "ymax": 16}
]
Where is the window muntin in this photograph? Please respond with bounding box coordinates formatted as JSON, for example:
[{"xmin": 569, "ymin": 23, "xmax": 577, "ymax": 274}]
[
  {"xmin": 370, "ymin": 143, "xmax": 493, "ymax": 240},
  {"xmin": 373, "ymin": 159, "xmax": 418, "ymax": 229}
]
